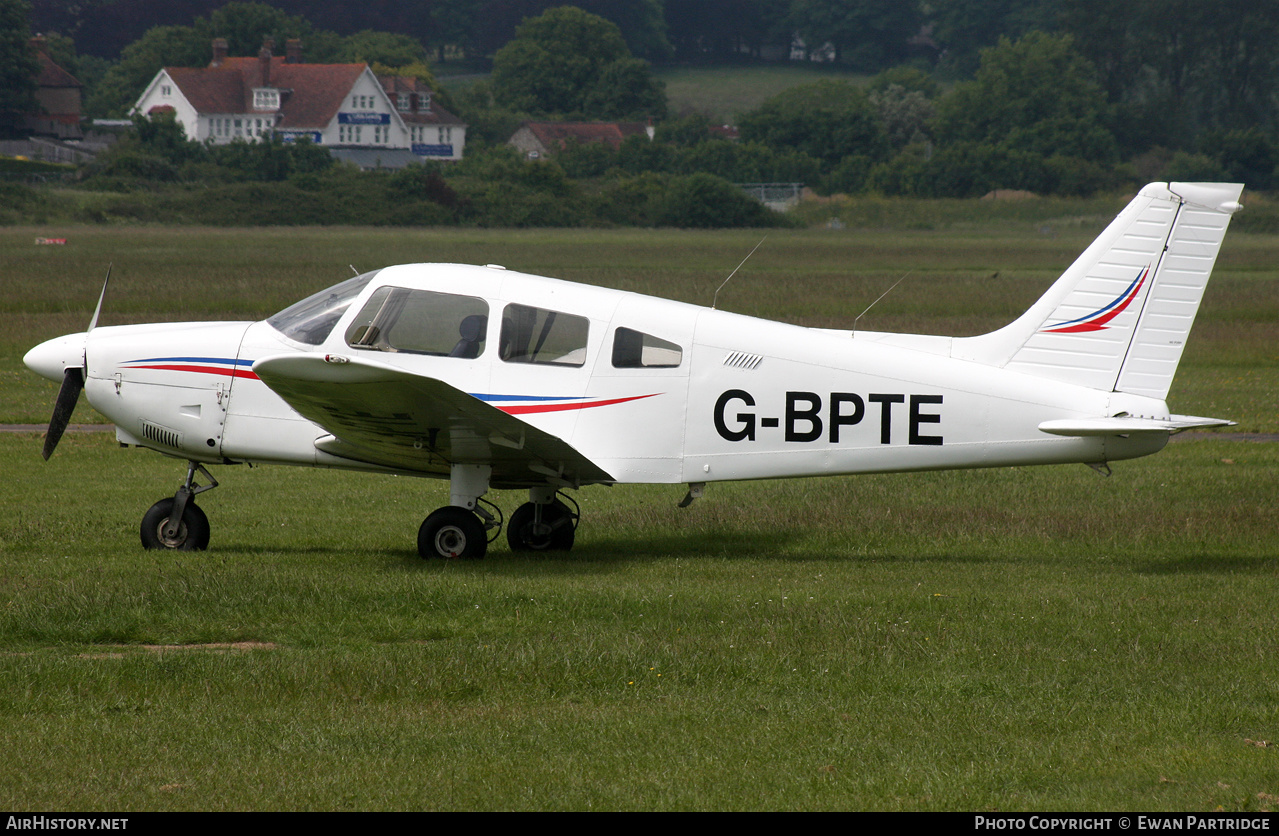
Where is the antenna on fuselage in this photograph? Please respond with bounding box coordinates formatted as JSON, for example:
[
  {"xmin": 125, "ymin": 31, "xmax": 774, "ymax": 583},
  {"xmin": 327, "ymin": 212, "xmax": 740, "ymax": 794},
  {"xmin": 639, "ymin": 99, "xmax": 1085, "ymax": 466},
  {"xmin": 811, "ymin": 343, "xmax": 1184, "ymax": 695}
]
[
  {"xmin": 852, "ymin": 272, "xmax": 910, "ymax": 337},
  {"xmin": 712, "ymin": 237, "xmax": 766, "ymax": 310},
  {"xmin": 349, "ymin": 264, "xmax": 361, "ymax": 277}
]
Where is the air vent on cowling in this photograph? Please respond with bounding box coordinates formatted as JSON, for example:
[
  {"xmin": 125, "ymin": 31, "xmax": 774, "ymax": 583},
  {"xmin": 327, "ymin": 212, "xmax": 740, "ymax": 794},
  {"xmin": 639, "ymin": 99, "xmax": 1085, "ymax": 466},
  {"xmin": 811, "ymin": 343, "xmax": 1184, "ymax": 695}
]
[
  {"xmin": 723, "ymin": 351, "xmax": 763, "ymax": 370},
  {"xmin": 141, "ymin": 421, "xmax": 182, "ymax": 449}
]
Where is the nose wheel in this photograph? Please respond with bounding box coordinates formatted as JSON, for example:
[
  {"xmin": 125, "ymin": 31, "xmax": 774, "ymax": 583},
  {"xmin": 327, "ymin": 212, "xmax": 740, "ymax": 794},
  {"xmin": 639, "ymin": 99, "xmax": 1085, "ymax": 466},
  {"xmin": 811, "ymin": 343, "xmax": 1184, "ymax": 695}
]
[
  {"xmin": 141, "ymin": 497, "xmax": 210, "ymax": 550},
  {"xmin": 141, "ymin": 461, "xmax": 218, "ymax": 551}
]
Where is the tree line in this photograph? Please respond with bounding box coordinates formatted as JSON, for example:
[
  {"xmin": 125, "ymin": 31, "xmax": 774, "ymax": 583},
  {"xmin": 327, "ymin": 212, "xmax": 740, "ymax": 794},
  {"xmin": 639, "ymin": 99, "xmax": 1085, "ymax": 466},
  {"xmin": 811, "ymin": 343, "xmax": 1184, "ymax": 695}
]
[{"xmin": 5, "ymin": 0, "xmax": 1279, "ymax": 229}]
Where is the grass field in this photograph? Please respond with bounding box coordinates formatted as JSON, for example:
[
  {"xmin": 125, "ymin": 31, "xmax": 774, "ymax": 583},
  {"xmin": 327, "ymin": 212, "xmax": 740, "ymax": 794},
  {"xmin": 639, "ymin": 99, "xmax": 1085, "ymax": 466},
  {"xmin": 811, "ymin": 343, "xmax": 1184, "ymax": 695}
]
[
  {"xmin": 1, "ymin": 212, "xmax": 1277, "ymax": 810},
  {"xmin": 656, "ymin": 64, "xmax": 870, "ymax": 122}
]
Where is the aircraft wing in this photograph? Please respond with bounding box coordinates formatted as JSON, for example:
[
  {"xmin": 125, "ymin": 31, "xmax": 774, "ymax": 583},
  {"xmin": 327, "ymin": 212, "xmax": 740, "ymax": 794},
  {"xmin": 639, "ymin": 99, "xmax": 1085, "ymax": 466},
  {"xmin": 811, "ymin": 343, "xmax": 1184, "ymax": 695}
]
[{"xmin": 253, "ymin": 353, "xmax": 615, "ymax": 488}]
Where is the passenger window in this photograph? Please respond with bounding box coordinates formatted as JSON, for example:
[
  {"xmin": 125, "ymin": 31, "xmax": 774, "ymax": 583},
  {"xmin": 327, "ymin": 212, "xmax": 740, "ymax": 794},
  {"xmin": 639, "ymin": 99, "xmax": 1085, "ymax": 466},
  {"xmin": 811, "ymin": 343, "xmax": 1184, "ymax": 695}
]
[
  {"xmin": 500, "ymin": 303, "xmax": 589, "ymax": 367},
  {"xmin": 612, "ymin": 327, "xmax": 682, "ymax": 368},
  {"xmin": 345, "ymin": 287, "xmax": 488, "ymax": 357}
]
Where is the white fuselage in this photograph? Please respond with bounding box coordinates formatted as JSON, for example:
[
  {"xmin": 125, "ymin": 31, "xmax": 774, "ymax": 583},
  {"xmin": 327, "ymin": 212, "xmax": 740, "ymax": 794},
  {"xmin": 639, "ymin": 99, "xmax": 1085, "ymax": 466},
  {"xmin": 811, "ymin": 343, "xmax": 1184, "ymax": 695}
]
[{"xmin": 64, "ymin": 263, "xmax": 1169, "ymax": 485}]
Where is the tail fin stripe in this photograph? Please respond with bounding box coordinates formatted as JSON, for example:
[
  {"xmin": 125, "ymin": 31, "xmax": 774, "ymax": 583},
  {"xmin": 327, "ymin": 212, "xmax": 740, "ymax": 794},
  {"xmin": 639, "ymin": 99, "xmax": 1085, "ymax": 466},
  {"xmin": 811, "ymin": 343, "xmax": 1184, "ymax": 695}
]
[{"xmin": 1040, "ymin": 266, "xmax": 1150, "ymax": 333}]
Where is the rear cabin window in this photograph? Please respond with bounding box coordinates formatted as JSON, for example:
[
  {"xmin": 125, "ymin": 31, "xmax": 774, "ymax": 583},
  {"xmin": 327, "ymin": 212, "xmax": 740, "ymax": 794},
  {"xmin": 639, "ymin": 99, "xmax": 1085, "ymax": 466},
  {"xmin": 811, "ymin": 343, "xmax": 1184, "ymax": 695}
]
[
  {"xmin": 344, "ymin": 287, "xmax": 489, "ymax": 357},
  {"xmin": 611, "ymin": 327, "xmax": 683, "ymax": 368},
  {"xmin": 500, "ymin": 304, "xmax": 589, "ymax": 367}
]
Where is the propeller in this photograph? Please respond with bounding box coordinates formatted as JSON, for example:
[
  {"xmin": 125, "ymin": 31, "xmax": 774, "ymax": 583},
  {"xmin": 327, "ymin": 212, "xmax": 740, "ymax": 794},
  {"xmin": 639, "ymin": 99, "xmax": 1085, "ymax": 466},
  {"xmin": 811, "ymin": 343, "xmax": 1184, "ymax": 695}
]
[{"xmin": 39, "ymin": 266, "xmax": 110, "ymax": 460}]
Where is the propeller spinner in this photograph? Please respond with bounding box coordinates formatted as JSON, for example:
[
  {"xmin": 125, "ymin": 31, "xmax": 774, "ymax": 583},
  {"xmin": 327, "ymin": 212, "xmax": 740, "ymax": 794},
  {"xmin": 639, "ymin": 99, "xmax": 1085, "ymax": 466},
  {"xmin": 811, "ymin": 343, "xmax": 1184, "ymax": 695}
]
[{"xmin": 23, "ymin": 268, "xmax": 110, "ymax": 459}]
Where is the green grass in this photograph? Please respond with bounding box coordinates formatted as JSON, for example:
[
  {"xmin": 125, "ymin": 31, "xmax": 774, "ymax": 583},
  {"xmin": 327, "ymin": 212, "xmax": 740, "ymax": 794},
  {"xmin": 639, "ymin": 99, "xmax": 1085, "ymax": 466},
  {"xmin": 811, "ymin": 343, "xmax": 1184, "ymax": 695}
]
[
  {"xmin": 656, "ymin": 64, "xmax": 870, "ymax": 122},
  {"xmin": 0, "ymin": 433, "xmax": 1276, "ymax": 810},
  {"xmin": 1, "ymin": 219, "xmax": 1277, "ymax": 810}
]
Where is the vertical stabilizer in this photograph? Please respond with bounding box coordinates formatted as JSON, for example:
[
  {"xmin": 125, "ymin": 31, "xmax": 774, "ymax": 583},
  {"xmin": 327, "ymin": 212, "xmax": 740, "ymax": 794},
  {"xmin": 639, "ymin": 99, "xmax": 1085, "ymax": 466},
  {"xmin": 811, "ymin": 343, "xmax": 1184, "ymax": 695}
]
[{"xmin": 958, "ymin": 182, "xmax": 1242, "ymax": 397}]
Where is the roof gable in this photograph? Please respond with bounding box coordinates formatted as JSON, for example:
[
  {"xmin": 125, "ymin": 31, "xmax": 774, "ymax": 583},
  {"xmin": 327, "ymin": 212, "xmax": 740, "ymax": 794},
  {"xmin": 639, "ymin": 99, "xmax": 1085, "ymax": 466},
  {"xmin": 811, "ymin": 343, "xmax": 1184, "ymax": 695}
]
[
  {"xmin": 164, "ymin": 59, "xmax": 367, "ymax": 128},
  {"xmin": 522, "ymin": 121, "xmax": 648, "ymax": 151}
]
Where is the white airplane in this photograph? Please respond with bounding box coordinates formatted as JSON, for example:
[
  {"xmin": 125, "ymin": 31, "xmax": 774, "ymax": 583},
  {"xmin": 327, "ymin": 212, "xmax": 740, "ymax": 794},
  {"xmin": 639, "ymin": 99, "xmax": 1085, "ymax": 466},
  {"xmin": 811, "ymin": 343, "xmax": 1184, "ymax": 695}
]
[{"xmin": 24, "ymin": 182, "xmax": 1243, "ymax": 559}]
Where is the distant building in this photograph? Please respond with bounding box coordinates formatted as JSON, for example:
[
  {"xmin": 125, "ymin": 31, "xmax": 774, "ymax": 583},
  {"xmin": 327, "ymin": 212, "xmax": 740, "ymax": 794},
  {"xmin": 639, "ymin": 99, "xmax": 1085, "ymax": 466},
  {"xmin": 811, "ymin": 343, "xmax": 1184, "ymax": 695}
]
[
  {"xmin": 24, "ymin": 36, "xmax": 83, "ymax": 139},
  {"xmin": 132, "ymin": 39, "xmax": 466, "ymax": 168},
  {"xmin": 508, "ymin": 121, "xmax": 652, "ymax": 160}
]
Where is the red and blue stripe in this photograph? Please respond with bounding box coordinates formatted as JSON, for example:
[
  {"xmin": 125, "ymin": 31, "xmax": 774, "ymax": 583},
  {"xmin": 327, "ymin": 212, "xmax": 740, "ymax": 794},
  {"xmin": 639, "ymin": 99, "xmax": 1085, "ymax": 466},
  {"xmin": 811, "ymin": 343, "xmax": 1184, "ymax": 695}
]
[
  {"xmin": 121, "ymin": 356, "xmax": 259, "ymax": 380},
  {"xmin": 471, "ymin": 392, "xmax": 660, "ymax": 415},
  {"xmin": 1041, "ymin": 265, "xmax": 1150, "ymax": 334}
]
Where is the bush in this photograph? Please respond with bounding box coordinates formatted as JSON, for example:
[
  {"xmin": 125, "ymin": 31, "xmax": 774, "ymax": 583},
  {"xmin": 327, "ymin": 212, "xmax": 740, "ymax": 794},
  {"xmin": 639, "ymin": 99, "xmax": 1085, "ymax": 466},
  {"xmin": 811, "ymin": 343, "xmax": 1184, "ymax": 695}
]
[{"xmin": 655, "ymin": 172, "xmax": 786, "ymax": 228}]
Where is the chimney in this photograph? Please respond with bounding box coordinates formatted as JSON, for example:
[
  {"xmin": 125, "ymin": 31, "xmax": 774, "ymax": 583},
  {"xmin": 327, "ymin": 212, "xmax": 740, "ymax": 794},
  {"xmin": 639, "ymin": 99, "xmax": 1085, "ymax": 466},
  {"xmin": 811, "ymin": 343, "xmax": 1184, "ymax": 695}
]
[
  {"xmin": 211, "ymin": 38, "xmax": 227, "ymax": 67},
  {"xmin": 286, "ymin": 39, "xmax": 302, "ymax": 64},
  {"xmin": 259, "ymin": 37, "xmax": 274, "ymax": 85}
]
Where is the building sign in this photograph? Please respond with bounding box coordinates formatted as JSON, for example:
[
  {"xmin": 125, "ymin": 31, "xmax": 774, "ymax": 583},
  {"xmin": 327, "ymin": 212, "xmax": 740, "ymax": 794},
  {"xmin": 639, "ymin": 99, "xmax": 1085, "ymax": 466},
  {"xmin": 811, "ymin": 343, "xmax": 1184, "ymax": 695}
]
[
  {"xmin": 413, "ymin": 143, "xmax": 454, "ymax": 157},
  {"xmin": 339, "ymin": 112, "xmax": 389, "ymax": 125},
  {"xmin": 278, "ymin": 131, "xmax": 322, "ymax": 144}
]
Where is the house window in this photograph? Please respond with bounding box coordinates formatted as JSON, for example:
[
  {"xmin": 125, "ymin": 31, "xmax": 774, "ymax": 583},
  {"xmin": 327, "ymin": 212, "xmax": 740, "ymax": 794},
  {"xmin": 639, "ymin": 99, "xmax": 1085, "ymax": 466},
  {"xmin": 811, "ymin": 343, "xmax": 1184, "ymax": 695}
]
[
  {"xmin": 397, "ymin": 93, "xmax": 410, "ymax": 112},
  {"xmin": 254, "ymin": 88, "xmax": 279, "ymax": 110},
  {"xmin": 161, "ymin": 85, "xmax": 171, "ymax": 97}
]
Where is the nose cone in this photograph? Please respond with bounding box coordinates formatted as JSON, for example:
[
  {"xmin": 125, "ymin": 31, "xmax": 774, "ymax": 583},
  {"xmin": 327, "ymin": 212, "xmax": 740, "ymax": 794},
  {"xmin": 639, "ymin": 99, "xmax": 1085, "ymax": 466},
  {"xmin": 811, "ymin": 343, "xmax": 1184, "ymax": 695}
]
[{"xmin": 24, "ymin": 333, "xmax": 87, "ymax": 382}]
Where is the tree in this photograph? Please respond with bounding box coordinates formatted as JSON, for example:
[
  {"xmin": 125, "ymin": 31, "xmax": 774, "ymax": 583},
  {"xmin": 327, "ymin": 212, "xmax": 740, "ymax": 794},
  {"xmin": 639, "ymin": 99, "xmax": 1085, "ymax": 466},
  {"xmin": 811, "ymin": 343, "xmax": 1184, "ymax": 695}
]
[
  {"xmin": 788, "ymin": 0, "xmax": 923, "ymax": 69},
  {"xmin": 738, "ymin": 80, "xmax": 889, "ymax": 167},
  {"xmin": 87, "ymin": 24, "xmax": 209, "ymax": 117},
  {"xmin": 929, "ymin": 0, "xmax": 1060, "ymax": 74},
  {"xmin": 339, "ymin": 29, "xmax": 427, "ymax": 66},
  {"xmin": 206, "ymin": 2, "xmax": 318, "ymax": 58},
  {"xmin": 490, "ymin": 6, "xmax": 665, "ymax": 119},
  {"xmin": 933, "ymin": 32, "xmax": 1117, "ymax": 161},
  {"xmin": 664, "ymin": 0, "xmax": 789, "ymax": 61},
  {"xmin": 0, "ymin": 0, "xmax": 39, "ymax": 133}
]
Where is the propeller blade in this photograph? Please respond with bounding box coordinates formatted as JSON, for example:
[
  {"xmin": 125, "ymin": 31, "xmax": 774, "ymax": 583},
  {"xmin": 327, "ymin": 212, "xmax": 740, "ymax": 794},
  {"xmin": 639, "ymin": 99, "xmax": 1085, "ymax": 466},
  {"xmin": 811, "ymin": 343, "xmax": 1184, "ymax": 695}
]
[
  {"xmin": 43, "ymin": 367, "xmax": 84, "ymax": 461},
  {"xmin": 88, "ymin": 264, "xmax": 111, "ymax": 334}
]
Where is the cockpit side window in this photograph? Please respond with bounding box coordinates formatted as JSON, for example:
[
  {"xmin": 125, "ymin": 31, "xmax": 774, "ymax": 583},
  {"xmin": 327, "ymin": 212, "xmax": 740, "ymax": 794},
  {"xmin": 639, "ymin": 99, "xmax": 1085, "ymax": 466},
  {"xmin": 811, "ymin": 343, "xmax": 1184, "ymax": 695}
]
[
  {"xmin": 611, "ymin": 327, "xmax": 682, "ymax": 368},
  {"xmin": 267, "ymin": 271, "xmax": 378, "ymax": 345},
  {"xmin": 499, "ymin": 303, "xmax": 589, "ymax": 367},
  {"xmin": 345, "ymin": 287, "xmax": 489, "ymax": 357}
]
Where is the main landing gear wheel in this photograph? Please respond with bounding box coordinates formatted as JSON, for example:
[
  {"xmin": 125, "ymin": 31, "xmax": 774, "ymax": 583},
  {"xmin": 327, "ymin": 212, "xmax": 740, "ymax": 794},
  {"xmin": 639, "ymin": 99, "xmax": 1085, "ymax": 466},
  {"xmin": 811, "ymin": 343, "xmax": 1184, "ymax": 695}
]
[
  {"xmin": 507, "ymin": 500, "xmax": 576, "ymax": 552},
  {"xmin": 418, "ymin": 507, "xmax": 487, "ymax": 559},
  {"xmin": 140, "ymin": 498, "xmax": 210, "ymax": 551}
]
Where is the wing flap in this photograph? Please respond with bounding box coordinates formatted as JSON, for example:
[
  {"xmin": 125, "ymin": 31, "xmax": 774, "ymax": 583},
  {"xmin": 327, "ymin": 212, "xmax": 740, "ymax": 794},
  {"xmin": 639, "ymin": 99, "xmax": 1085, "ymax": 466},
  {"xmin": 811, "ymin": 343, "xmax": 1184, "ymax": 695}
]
[{"xmin": 253, "ymin": 353, "xmax": 614, "ymax": 487}]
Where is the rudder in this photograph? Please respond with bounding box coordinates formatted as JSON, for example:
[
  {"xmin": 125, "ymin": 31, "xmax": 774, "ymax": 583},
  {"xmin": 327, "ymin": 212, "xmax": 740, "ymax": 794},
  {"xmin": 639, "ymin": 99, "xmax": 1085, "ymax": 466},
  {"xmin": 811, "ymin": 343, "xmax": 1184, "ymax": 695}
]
[{"xmin": 959, "ymin": 182, "xmax": 1242, "ymax": 398}]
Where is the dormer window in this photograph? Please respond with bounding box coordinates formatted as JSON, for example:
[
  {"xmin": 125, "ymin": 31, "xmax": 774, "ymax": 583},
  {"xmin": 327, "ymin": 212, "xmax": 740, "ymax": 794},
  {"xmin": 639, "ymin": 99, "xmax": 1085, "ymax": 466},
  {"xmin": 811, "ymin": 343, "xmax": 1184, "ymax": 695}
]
[
  {"xmin": 420, "ymin": 92, "xmax": 431, "ymax": 112},
  {"xmin": 254, "ymin": 88, "xmax": 280, "ymax": 111},
  {"xmin": 397, "ymin": 93, "xmax": 410, "ymax": 112}
]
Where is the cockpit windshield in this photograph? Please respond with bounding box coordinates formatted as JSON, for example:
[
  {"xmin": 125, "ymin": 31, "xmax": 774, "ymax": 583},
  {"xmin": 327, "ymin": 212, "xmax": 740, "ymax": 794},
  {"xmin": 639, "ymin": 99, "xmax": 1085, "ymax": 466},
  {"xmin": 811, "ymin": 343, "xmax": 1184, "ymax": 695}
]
[{"xmin": 267, "ymin": 271, "xmax": 379, "ymax": 345}]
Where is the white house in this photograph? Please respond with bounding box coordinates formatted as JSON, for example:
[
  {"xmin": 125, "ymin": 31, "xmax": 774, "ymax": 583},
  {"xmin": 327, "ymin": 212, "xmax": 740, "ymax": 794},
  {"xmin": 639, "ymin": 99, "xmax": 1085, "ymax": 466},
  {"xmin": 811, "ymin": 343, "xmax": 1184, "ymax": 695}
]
[{"xmin": 132, "ymin": 38, "xmax": 466, "ymax": 167}]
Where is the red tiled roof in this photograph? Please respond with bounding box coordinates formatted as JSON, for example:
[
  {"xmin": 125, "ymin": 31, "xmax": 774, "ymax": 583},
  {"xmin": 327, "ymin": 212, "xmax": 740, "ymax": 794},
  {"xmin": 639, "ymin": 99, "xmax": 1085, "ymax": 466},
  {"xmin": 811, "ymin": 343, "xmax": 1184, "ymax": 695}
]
[
  {"xmin": 522, "ymin": 121, "xmax": 648, "ymax": 151},
  {"xmin": 378, "ymin": 75, "xmax": 466, "ymax": 126},
  {"xmin": 34, "ymin": 49, "xmax": 81, "ymax": 88},
  {"xmin": 165, "ymin": 58, "xmax": 367, "ymax": 130}
]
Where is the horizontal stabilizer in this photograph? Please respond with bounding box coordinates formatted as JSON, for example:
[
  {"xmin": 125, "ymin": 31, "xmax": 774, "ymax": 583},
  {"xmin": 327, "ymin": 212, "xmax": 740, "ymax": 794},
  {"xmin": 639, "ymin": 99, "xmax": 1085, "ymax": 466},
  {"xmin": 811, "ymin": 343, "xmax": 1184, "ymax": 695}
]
[{"xmin": 1038, "ymin": 414, "xmax": 1236, "ymax": 437}]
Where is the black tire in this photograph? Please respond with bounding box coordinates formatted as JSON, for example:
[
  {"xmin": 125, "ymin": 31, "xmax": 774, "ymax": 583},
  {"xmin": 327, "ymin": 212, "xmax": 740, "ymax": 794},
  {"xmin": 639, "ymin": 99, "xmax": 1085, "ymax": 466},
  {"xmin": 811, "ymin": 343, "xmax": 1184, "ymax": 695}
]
[
  {"xmin": 140, "ymin": 498, "xmax": 210, "ymax": 551},
  {"xmin": 507, "ymin": 501, "xmax": 575, "ymax": 552},
  {"xmin": 418, "ymin": 507, "xmax": 487, "ymax": 559}
]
